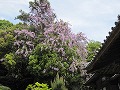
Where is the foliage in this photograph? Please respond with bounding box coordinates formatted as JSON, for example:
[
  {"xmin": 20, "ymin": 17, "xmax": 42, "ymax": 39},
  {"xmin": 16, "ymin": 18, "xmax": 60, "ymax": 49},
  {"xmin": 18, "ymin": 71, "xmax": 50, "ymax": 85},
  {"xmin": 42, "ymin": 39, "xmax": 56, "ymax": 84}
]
[
  {"xmin": 0, "ymin": 0, "xmax": 88, "ymax": 90},
  {"xmin": 0, "ymin": 30, "xmax": 15, "ymax": 58},
  {"xmin": 0, "ymin": 20, "xmax": 13, "ymax": 30},
  {"xmin": 0, "ymin": 20, "xmax": 26, "ymax": 59},
  {"xmin": 0, "ymin": 84, "xmax": 11, "ymax": 90},
  {"xmin": 86, "ymin": 40, "xmax": 101, "ymax": 62},
  {"xmin": 3, "ymin": 53, "xmax": 16, "ymax": 71},
  {"xmin": 16, "ymin": 10, "xmax": 30, "ymax": 24},
  {"xmin": 26, "ymin": 82, "xmax": 51, "ymax": 90},
  {"xmin": 14, "ymin": 22, "xmax": 27, "ymax": 30},
  {"xmin": 51, "ymin": 73, "xmax": 67, "ymax": 90},
  {"xmin": 27, "ymin": 44, "xmax": 59, "ymax": 77}
]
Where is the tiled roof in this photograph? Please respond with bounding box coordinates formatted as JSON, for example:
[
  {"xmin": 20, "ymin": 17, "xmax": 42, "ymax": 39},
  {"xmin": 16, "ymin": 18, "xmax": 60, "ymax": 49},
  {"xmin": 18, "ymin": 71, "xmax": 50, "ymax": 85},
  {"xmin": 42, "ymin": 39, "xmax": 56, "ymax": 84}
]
[{"xmin": 85, "ymin": 15, "xmax": 120, "ymax": 73}]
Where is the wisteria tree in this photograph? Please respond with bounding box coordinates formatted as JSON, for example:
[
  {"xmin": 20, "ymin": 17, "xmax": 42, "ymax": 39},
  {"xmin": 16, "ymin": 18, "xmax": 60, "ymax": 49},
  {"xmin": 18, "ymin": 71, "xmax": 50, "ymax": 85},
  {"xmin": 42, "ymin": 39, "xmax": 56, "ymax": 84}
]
[{"xmin": 1, "ymin": 0, "xmax": 88, "ymax": 90}]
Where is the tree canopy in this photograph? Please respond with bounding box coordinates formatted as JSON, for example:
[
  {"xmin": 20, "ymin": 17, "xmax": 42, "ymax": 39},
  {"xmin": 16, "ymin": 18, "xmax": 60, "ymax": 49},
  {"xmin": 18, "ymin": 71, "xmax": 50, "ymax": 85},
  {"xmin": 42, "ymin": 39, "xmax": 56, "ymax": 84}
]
[
  {"xmin": 0, "ymin": 0, "xmax": 101, "ymax": 90},
  {"xmin": 0, "ymin": 20, "xmax": 13, "ymax": 30},
  {"xmin": 86, "ymin": 40, "xmax": 101, "ymax": 62}
]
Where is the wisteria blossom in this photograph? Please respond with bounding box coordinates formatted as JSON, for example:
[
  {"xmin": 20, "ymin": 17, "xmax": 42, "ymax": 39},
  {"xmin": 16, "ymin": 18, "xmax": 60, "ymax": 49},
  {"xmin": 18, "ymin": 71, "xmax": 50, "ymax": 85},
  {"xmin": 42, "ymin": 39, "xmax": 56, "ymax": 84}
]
[
  {"xmin": 14, "ymin": 29, "xmax": 35, "ymax": 39},
  {"xmin": 43, "ymin": 20, "xmax": 88, "ymax": 72},
  {"xmin": 44, "ymin": 20, "xmax": 87, "ymax": 53},
  {"xmin": 17, "ymin": 0, "xmax": 88, "ymax": 73},
  {"xmin": 24, "ymin": 0, "xmax": 88, "ymax": 73},
  {"xmin": 0, "ymin": 0, "xmax": 89, "ymax": 89},
  {"xmin": 29, "ymin": 0, "xmax": 56, "ymax": 30},
  {"xmin": 14, "ymin": 29, "xmax": 35, "ymax": 57}
]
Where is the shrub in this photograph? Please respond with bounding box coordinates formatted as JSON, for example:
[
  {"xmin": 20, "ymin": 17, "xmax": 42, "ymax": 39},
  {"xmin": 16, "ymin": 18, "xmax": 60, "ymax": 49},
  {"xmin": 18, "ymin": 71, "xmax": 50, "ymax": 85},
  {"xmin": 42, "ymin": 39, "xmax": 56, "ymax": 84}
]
[
  {"xmin": 51, "ymin": 74, "xmax": 68, "ymax": 90},
  {"xmin": 0, "ymin": 84, "xmax": 11, "ymax": 90},
  {"xmin": 26, "ymin": 82, "xmax": 52, "ymax": 90}
]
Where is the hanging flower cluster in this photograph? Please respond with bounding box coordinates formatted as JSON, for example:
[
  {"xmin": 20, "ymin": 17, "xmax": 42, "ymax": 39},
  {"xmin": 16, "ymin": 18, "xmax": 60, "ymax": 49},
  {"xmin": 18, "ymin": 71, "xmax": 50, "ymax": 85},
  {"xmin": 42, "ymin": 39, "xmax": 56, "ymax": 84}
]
[
  {"xmin": 0, "ymin": 1, "xmax": 89, "ymax": 89},
  {"xmin": 25, "ymin": 0, "xmax": 88, "ymax": 73},
  {"xmin": 43, "ymin": 20, "xmax": 87, "ymax": 72},
  {"xmin": 29, "ymin": 0, "xmax": 56, "ymax": 30},
  {"xmin": 16, "ymin": 0, "xmax": 88, "ymax": 73},
  {"xmin": 14, "ymin": 29, "xmax": 35, "ymax": 57}
]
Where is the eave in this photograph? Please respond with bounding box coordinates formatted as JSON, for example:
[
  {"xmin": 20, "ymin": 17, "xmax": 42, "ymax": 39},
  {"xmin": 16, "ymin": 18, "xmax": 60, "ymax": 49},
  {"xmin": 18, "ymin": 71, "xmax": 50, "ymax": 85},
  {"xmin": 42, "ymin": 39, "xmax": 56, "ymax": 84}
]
[{"xmin": 85, "ymin": 16, "xmax": 120, "ymax": 73}]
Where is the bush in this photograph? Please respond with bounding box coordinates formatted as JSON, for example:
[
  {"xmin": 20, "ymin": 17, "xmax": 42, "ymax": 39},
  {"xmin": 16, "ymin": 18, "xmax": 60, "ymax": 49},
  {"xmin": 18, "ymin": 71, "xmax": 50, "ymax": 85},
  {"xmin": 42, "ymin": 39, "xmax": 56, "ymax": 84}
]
[
  {"xmin": 51, "ymin": 74, "xmax": 68, "ymax": 90},
  {"xmin": 26, "ymin": 82, "xmax": 52, "ymax": 90},
  {"xmin": 0, "ymin": 84, "xmax": 11, "ymax": 90}
]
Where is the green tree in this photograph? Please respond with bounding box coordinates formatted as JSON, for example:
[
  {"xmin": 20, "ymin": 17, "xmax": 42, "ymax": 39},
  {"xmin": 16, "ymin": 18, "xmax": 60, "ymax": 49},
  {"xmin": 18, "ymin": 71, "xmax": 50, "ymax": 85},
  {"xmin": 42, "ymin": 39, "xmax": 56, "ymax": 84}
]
[
  {"xmin": 0, "ymin": 20, "xmax": 33, "ymax": 90},
  {"xmin": 16, "ymin": 10, "xmax": 30, "ymax": 24},
  {"xmin": 0, "ymin": 20, "xmax": 13, "ymax": 30},
  {"xmin": 27, "ymin": 44, "xmax": 60, "ymax": 82},
  {"xmin": 86, "ymin": 40, "xmax": 101, "ymax": 62},
  {"xmin": 0, "ymin": 30, "xmax": 15, "ymax": 58}
]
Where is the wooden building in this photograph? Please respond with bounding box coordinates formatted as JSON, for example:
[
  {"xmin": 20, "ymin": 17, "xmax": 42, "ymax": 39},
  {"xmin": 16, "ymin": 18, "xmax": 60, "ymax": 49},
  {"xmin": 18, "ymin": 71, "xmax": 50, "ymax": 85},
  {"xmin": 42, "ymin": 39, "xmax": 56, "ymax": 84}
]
[{"xmin": 85, "ymin": 16, "xmax": 120, "ymax": 90}]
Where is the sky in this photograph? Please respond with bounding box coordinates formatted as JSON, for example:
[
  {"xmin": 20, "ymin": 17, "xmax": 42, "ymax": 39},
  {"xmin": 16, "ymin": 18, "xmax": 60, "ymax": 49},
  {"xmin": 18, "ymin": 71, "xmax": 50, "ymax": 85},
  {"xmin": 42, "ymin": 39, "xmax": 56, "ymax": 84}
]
[{"xmin": 0, "ymin": 0, "xmax": 120, "ymax": 42}]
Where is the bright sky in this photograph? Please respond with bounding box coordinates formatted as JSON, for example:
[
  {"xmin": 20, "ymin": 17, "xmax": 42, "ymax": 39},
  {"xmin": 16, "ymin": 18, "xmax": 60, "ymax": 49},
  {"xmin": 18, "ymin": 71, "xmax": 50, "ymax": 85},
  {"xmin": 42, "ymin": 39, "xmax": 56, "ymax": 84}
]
[{"xmin": 0, "ymin": 0, "xmax": 120, "ymax": 42}]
